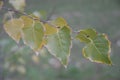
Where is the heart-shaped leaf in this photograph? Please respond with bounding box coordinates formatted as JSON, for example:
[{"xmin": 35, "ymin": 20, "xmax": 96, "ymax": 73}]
[
  {"xmin": 21, "ymin": 16, "xmax": 44, "ymax": 52},
  {"xmin": 46, "ymin": 26, "xmax": 71, "ymax": 67},
  {"xmin": 76, "ymin": 28, "xmax": 112, "ymax": 65},
  {"xmin": 4, "ymin": 18, "xmax": 24, "ymax": 43}
]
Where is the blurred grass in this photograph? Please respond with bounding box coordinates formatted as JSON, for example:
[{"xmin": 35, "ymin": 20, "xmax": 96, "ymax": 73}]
[{"xmin": 0, "ymin": 0, "xmax": 120, "ymax": 80}]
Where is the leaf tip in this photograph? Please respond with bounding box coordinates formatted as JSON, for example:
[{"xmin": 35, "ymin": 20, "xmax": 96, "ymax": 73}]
[{"xmin": 82, "ymin": 46, "xmax": 112, "ymax": 65}]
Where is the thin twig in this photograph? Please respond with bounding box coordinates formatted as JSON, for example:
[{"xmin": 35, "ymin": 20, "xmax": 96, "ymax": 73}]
[
  {"xmin": 1, "ymin": 7, "xmax": 46, "ymax": 23},
  {"xmin": 1, "ymin": 6, "xmax": 80, "ymax": 34},
  {"xmin": 45, "ymin": 0, "xmax": 57, "ymax": 21},
  {"xmin": 46, "ymin": 6, "xmax": 56, "ymax": 21}
]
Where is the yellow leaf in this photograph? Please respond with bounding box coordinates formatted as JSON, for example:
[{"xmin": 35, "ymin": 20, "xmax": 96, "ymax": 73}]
[
  {"xmin": 43, "ymin": 23, "xmax": 57, "ymax": 35},
  {"xmin": 51, "ymin": 17, "xmax": 68, "ymax": 28},
  {"xmin": 20, "ymin": 16, "xmax": 33, "ymax": 27},
  {"xmin": 39, "ymin": 39, "xmax": 47, "ymax": 49},
  {"xmin": 4, "ymin": 18, "xmax": 24, "ymax": 43}
]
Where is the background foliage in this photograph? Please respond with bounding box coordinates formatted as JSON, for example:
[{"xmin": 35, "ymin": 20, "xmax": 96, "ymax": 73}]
[{"xmin": 0, "ymin": 0, "xmax": 120, "ymax": 80}]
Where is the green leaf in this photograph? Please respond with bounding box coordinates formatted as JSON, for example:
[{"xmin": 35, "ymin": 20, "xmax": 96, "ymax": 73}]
[
  {"xmin": 46, "ymin": 26, "xmax": 71, "ymax": 67},
  {"xmin": 76, "ymin": 28, "xmax": 97, "ymax": 43},
  {"xmin": 4, "ymin": 18, "xmax": 24, "ymax": 43},
  {"xmin": 76, "ymin": 28, "xmax": 112, "ymax": 65},
  {"xmin": 21, "ymin": 18, "xmax": 44, "ymax": 52}
]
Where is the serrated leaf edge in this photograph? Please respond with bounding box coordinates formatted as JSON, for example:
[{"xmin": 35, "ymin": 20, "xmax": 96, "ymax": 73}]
[
  {"xmin": 45, "ymin": 27, "xmax": 72, "ymax": 68},
  {"xmin": 82, "ymin": 33, "xmax": 112, "ymax": 65}
]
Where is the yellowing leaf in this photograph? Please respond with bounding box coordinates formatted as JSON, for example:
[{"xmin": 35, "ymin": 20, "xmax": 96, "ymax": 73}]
[
  {"xmin": 76, "ymin": 29, "xmax": 112, "ymax": 65},
  {"xmin": 38, "ymin": 39, "xmax": 47, "ymax": 50},
  {"xmin": 21, "ymin": 21, "xmax": 44, "ymax": 52},
  {"xmin": 51, "ymin": 17, "xmax": 68, "ymax": 28},
  {"xmin": 4, "ymin": 18, "xmax": 24, "ymax": 43},
  {"xmin": 46, "ymin": 26, "xmax": 72, "ymax": 67},
  {"xmin": 43, "ymin": 23, "xmax": 57, "ymax": 35},
  {"xmin": 83, "ymin": 34, "xmax": 112, "ymax": 64},
  {"xmin": 76, "ymin": 28, "xmax": 97, "ymax": 43},
  {"xmin": 20, "ymin": 16, "xmax": 33, "ymax": 27},
  {"xmin": 0, "ymin": 1, "xmax": 3, "ymax": 10}
]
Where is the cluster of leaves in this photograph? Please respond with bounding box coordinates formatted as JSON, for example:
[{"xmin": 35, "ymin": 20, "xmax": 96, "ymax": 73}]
[{"xmin": 0, "ymin": 0, "xmax": 112, "ymax": 67}]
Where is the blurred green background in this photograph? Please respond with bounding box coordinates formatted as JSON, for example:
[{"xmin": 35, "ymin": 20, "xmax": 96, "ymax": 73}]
[{"xmin": 0, "ymin": 0, "xmax": 120, "ymax": 80}]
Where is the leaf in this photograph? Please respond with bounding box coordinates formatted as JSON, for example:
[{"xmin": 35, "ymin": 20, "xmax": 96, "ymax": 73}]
[
  {"xmin": 9, "ymin": 0, "xmax": 26, "ymax": 11},
  {"xmin": 76, "ymin": 28, "xmax": 97, "ymax": 43},
  {"xmin": 4, "ymin": 18, "xmax": 24, "ymax": 43},
  {"xmin": 43, "ymin": 23, "xmax": 57, "ymax": 35},
  {"xmin": 51, "ymin": 17, "xmax": 68, "ymax": 28},
  {"xmin": 20, "ymin": 16, "xmax": 33, "ymax": 27},
  {"xmin": 0, "ymin": 1, "xmax": 3, "ymax": 10},
  {"xmin": 76, "ymin": 28, "xmax": 112, "ymax": 65},
  {"xmin": 46, "ymin": 26, "xmax": 71, "ymax": 67},
  {"xmin": 21, "ymin": 19, "xmax": 44, "ymax": 52}
]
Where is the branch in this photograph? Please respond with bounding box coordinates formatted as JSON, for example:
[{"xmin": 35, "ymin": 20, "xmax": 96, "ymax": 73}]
[
  {"xmin": 1, "ymin": 6, "xmax": 47, "ymax": 23},
  {"xmin": 1, "ymin": 6, "xmax": 80, "ymax": 34}
]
